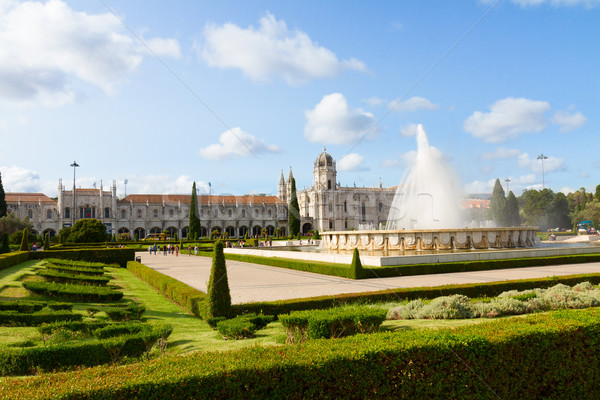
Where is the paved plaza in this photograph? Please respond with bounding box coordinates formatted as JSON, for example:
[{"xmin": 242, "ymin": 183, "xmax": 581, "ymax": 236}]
[{"xmin": 136, "ymin": 251, "xmax": 600, "ymax": 304}]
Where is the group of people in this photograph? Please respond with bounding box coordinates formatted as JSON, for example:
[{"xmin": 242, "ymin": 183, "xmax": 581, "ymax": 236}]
[{"xmin": 147, "ymin": 243, "xmax": 199, "ymax": 256}]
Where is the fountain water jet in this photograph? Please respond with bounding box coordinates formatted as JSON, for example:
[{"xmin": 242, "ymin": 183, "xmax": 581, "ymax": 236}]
[{"xmin": 322, "ymin": 125, "xmax": 539, "ymax": 251}]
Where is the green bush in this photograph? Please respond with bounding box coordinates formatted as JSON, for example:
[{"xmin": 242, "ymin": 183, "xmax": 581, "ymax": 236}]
[
  {"xmin": 37, "ymin": 269, "xmax": 110, "ymax": 286},
  {"xmin": 44, "ymin": 263, "xmax": 105, "ymax": 276},
  {"xmin": 31, "ymin": 249, "xmax": 134, "ymax": 268},
  {"xmin": 0, "ymin": 251, "xmax": 30, "ymax": 271},
  {"xmin": 37, "ymin": 321, "xmax": 110, "ymax": 336},
  {"xmin": 348, "ymin": 247, "xmax": 363, "ymax": 279},
  {"xmin": 0, "ymin": 310, "xmax": 82, "ymax": 327},
  {"xmin": 104, "ymin": 303, "xmax": 146, "ymax": 322},
  {"xmin": 93, "ymin": 322, "xmax": 149, "ymax": 339},
  {"xmin": 43, "ymin": 258, "xmax": 109, "ymax": 269},
  {"xmin": 216, "ymin": 318, "xmax": 256, "ymax": 339},
  {"xmin": 22, "ymin": 281, "xmax": 123, "ymax": 302},
  {"xmin": 19, "ymin": 227, "xmax": 29, "ymax": 251}
]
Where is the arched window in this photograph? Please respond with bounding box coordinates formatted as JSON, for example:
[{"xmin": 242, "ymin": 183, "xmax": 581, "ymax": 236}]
[
  {"xmin": 137, "ymin": 209, "xmax": 142, "ymax": 218},
  {"xmin": 200, "ymin": 209, "xmax": 204, "ymax": 217},
  {"xmin": 228, "ymin": 209, "xmax": 232, "ymax": 218},
  {"xmin": 378, "ymin": 203, "xmax": 383, "ymax": 212},
  {"xmin": 153, "ymin": 209, "xmax": 158, "ymax": 218},
  {"xmin": 104, "ymin": 207, "xmax": 110, "ymax": 218},
  {"xmin": 121, "ymin": 209, "xmax": 126, "ymax": 218},
  {"xmin": 169, "ymin": 209, "xmax": 174, "ymax": 217},
  {"xmin": 255, "ymin": 209, "xmax": 259, "ymax": 217},
  {"xmin": 267, "ymin": 209, "xmax": 272, "ymax": 218},
  {"xmin": 241, "ymin": 209, "xmax": 246, "ymax": 218},
  {"xmin": 328, "ymin": 180, "xmax": 332, "ymax": 190},
  {"xmin": 65, "ymin": 207, "xmax": 70, "ymax": 219},
  {"xmin": 344, "ymin": 201, "xmax": 347, "ymax": 213},
  {"xmin": 47, "ymin": 210, "xmax": 52, "ymax": 219},
  {"xmin": 213, "ymin": 209, "xmax": 218, "ymax": 217},
  {"xmin": 28, "ymin": 209, "xmax": 33, "ymax": 218},
  {"xmin": 361, "ymin": 202, "xmax": 366, "ymax": 222}
]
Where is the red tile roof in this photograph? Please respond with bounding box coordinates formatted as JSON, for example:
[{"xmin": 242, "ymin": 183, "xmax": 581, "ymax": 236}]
[{"xmin": 5, "ymin": 193, "xmax": 56, "ymax": 204}]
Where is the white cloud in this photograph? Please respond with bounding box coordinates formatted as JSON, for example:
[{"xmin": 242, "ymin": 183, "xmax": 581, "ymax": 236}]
[
  {"xmin": 478, "ymin": 147, "xmax": 521, "ymax": 160},
  {"xmin": 338, "ymin": 153, "xmax": 366, "ymax": 171},
  {"xmin": 389, "ymin": 96, "xmax": 438, "ymax": 113},
  {"xmin": 130, "ymin": 175, "xmax": 210, "ymax": 195},
  {"xmin": 464, "ymin": 179, "xmax": 496, "ymax": 194},
  {"xmin": 561, "ymin": 187, "xmax": 577, "ymax": 195},
  {"xmin": 0, "ymin": 0, "xmax": 180, "ymax": 105},
  {"xmin": 0, "ymin": 166, "xmax": 41, "ymax": 192},
  {"xmin": 400, "ymin": 123, "xmax": 420, "ymax": 137},
  {"xmin": 381, "ymin": 159, "xmax": 399, "ymax": 168},
  {"xmin": 364, "ymin": 97, "xmax": 385, "ymax": 107},
  {"xmin": 550, "ymin": 109, "xmax": 587, "ymax": 132},
  {"xmin": 304, "ymin": 93, "xmax": 378, "ymax": 145},
  {"xmin": 199, "ymin": 127, "xmax": 281, "ymax": 160},
  {"xmin": 518, "ymin": 152, "xmax": 565, "ymax": 173},
  {"xmin": 200, "ymin": 12, "xmax": 365, "ymax": 85},
  {"xmin": 464, "ymin": 97, "xmax": 550, "ymax": 143}
]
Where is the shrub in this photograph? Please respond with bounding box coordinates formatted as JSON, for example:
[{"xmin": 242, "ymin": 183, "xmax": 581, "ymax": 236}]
[
  {"xmin": 387, "ymin": 299, "xmax": 426, "ymax": 320},
  {"xmin": 93, "ymin": 322, "xmax": 149, "ymax": 339},
  {"xmin": 348, "ymin": 247, "xmax": 363, "ymax": 279},
  {"xmin": 19, "ymin": 228, "xmax": 29, "ymax": 251},
  {"xmin": 22, "ymin": 282, "xmax": 123, "ymax": 303},
  {"xmin": 206, "ymin": 241, "xmax": 231, "ymax": 319},
  {"xmin": 0, "ymin": 310, "xmax": 82, "ymax": 327},
  {"xmin": 0, "ymin": 233, "xmax": 9, "ymax": 254},
  {"xmin": 104, "ymin": 303, "xmax": 146, "ymax": 322},
  {"xmin": 415, "ymin": 295, "xmax": 473, "ymax": 319},
  {"xmin": 37, "ymin": 270, "xmax": 110, "ymax": 286},
  {"xmin": 44, "ymin": 263, "xmax": 105, "ymax": 276},
  {"xmin": 216, "ymin": 318, "xmax": 256, "ymax": 339}
]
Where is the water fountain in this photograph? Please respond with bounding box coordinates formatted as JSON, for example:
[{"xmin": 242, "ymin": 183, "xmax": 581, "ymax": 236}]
[{"xmin": 322, "ymin": 125, "xmax": 539, "ymax": 251}]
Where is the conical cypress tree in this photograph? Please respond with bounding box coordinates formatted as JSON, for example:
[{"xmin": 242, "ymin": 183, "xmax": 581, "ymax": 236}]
[
  {"xmin": 289, "ymin": 178, "xmax": 300, "ymax": 237},
  {"xmin": 1, "ymin": 233, "xmax": 9, "ymax": 254},
  {"xmin": 0, "ymin": 172, "xmax": 6, "ymax": 218},
  {"xmin": 489, "ymin": 178, "xmax": 507, "ymax": 227},
  {"xmin": 189, "ymin": 182, "xmax": 201, "ymax": 240},
  {"xmin": 506, "ymin": 191, "xmax": 520, "ymax": 227},
  {"xmin": 43, "ymin": 232, "xmax": 50, "ymax": 251},
  {"xmin": 206, "ymin": 240, "xmax": 231, "ymax": 319},
  {"xmin": 349, "ymin": 247, "xmax": 363, "ymax": 279},
  {"xmin": 20, "ymin": 227, "xmax": 29, "ymax": 251}
]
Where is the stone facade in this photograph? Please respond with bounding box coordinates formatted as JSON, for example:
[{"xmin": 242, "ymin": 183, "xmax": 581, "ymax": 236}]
[
  {"xmin": 6, "ymin": 180, "xmax": 287, "ymax": 239},
  {"xmin": 278, "ymin": 148, "xmax": 396, "ymax": 234}
]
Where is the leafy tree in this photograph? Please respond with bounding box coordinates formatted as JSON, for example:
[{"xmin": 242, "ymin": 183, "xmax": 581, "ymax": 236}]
[
  {"xmin": 349, "ymin": 247, "xmax": 363, "ymax": 279},
  {"xmin": 20, "ymin": 227, "xmax": 29, "ymax": 251},
  {"xmin": 505, "ymin": 191, "xmax": 520, "ymax": 226},
  {"xmin": 288, "ymin": 178, "xmax": 300, "ymax": 236},
  {"xmin": 58, "ymin": 226, "xmax": 71, "ymax": 244},
  {"xmin": 10, "ymin": 228, "xmax": 35, "ymax": 246},
  {"xmin": 43, "ymin": 232, "xmax": 50, "ymax": 251},
  {"xmin": 206, "ymin": 240, "xmax": 231, "ymax": 319},
  {"xmin": 69, "ymin": 219, "xmax": 109, "ymax": 243},
  {"xmin": 518, "ymin": 188, "xmax": 555, "ymax": 230},
  {"xmin": 189, "ymin": 182, "xmax": 201, "ymax": 240},
  {"xmin": 0, "ymin": 213, "xmax": 32, "ymax": 237},
  {"xmin": 595, "ymin": 184, "xmax": 600, "ymax": 202},
  {"xmin": 0, "ymin": 233, "xmax": 9, "ymax": 254},
  {"xmin": 548, "ymin": 192, "xmax": 571, "ymax": 230},
  {"xmin": 313, "ymin": 229, "xmax": 321, "ymax": 240},
  {"xmin": 489, "ymin": 179, "xmax": 507, "ymax": 226},
  {"xmin": 571, "ymin": 200, "xmax": 600, "ymax": 230},
  {"xmin": 0, "ymin": 172, "xmax": 6, "ymax": 218}
]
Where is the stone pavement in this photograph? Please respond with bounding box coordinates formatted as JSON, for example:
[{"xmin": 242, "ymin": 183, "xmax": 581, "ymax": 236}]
[{"xmin": 135, "ymin": 251, "xmax": 600, "ymax": 305}]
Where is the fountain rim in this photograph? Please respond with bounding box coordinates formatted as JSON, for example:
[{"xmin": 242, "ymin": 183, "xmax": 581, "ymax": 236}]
[{"xmin": 324, "ymin": 227, "xmax": 540, "ymax": 235}]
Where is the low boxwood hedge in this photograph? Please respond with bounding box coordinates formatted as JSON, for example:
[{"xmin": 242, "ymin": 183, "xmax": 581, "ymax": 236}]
[
  {"xmin": 0, "ymin": 309, "xmax": 82, "ymax": 327},
  {"xmin": 0, "ymin": 301, "xmax": 74, "ymax": 313},
  {"xmin": 93, "ymin": 322, "xmax": 150, "ymax": 339},
  {"xmin": 0, "ymin": 324, "xmax": 173, "ymax": 376},
  {"xmin": 43, "ymin": 258, "xmax": 109, "ymax": 269},
  {"xmin": 37, "ymin": 270, "xmax": 111, "ymax": 286},
  {"xmin": 3, "ymin": 308, "xmax": 600, "ymax": 398},
  {"xmin": 127, "ymin": 261, "xmax": 207, "ymax": 318},
  {"xmin": 22, "ymin": 281, "xmax": 123, "ymax": 302},
  {"xmin": 0, "ymin": 252, "xmax": 30, "ymax": 272},
  {"xmin": 44, "ymin": 263, "xmax": 106, "ymax": 276},
  {"xmin": 31, "ymin": 249, "xmax": 135, "ymax": 268},
  {"xmin": 224, "ymin": 253, "xmax": 352, "ymax": 278}
]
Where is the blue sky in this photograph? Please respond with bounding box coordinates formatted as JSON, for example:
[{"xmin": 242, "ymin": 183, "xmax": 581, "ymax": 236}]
[{"xmin": 0, "ymin": 0, "xmax": 598, "ymax": 198}]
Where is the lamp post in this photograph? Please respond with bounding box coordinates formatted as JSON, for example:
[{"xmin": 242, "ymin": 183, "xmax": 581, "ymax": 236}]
[
  {"xmin": 70, "ymin": 161, "xmax": 79, "ymax": 226},
  {"xmin": 504, "ymin": 178, "xmax": 511, "ymax": 194},
  {"xmin": 537, "ymin": 154, "xmax": 548, "ymax": 189},
  {"xmin": 124, "ymin": 179, "xmax": 128, "ymax": 197}
]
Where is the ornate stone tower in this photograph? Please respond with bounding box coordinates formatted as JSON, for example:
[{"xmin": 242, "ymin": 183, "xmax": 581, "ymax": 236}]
[
  {"xmin": 277, "ymin": 170, "xmax": 286, "ymax": 202},
  {"xmin": 314, "ymin": 147, "xmax": 336, "ymax": 191}
]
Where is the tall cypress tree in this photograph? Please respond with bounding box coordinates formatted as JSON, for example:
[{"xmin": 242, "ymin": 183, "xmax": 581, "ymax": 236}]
[
  {"xmin": 489, "ymin": 178, "xmax": 507, "ymax": 227},
  {"xmin": 206, "ymin": 240, "xmax": 231, "ymax": 319},
  {"xmin": 505, "ymin": 191, "xmax": 520, "ymax": 227},
  {"xmin": 189, "ymin": 182, "xmax": 201, "ymax": 240},
  {"xmin": 349, "ymin": 247, "xmax": 363, "ymax": 279},
  {"xmin": 20, "ymin": 227, "xmax": 29, "ymax": 251},
  {"xmin": 0, "ymin": 172, "xmax": 6, "ymax": 218},
  {"xmin": 0, "ymin": 233, "xmax": 9, "ymax": 254},
  {"xmin": 288, "ymin": 178, "xmax": 300, "ymax": 237},
  {"xmin": 43, "ymin": 232, "xmax": 50, "ymax": 251}
]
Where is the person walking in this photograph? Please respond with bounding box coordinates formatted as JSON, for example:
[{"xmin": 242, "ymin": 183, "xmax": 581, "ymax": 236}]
[
  {"xmin": 194, "ymin": 244, "xmax": 198, "ymax": 255},
  {"xmin": 175, "ymin": 244, "xmax": 179, "ymax": 257},
  {"xmin": 187, "ymin": 245, "xmax": 191, "ymax": 256}
]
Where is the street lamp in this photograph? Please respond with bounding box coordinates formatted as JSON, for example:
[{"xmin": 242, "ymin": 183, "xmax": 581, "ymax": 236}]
[
  {"xmin": 537, "ymin": 154, "xmax": 548, "ymax": 189},
  {"xmin": 124, "ymin": 179, "xmax": 128, "ymax": 197},
  {"xmin": 70, "ymin": 161, "xmax": 79, "ymax": 226},
  {"xmin": 504, "ymin": 178, "xmax": 511, "ymax": 194}
]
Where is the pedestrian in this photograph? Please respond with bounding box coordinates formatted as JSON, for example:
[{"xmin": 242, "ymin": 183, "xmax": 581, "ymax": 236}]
[
  {"xmin": 163, "ymin": 245, "xmax": 167, "ymax": 256},
  {"xmin": 32, "ymin": 241, "xmax": 37, "ymax": 252},
  {"xmin": 148, "ymin": 245, "xmax": 152, "ymax": 254},
  {"xmin": 175, "ymin": 244, "xmax": 179, "ymax": 257},
  {"xmin": 194, "ymin": 244, "xmax": 198, "ymax": 255},
  {"xmin": 153, "ymin": 244, "xmax": 157, "ymax": 255},
  {"xmin": 188, "ymin": 245, "xmax": 191, "ymax": 256}
]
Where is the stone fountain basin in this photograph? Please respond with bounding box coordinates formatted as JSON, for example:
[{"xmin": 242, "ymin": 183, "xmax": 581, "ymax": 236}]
[{"xmin": 322, "ymin": 227, "xmax": 540, "ymax": 251}]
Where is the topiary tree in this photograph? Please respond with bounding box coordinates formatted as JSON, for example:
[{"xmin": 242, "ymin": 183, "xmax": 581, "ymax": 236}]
[
  {"xmin": 349, "ymin": 247, "xmax": 363, "ymax": 279},
  {"xmin": 189, "ymin": 182, "xmax": 201, "ymax": 240},
  {"xmin": 206, "ymin": 240, "xmax": 231, "ymax": 319},
  {"xmin": 288, "ymin": 178, "xmax": 300, "ymax": 237},
  {"xmin": 69, "ymin": 219, "xmax": 109, "ymax": 243},
  {"xmin": 313, "ymin": 229, "xmax": 321, "ymax": 240},
  {"xmin": 20, "ymin": 227, "xmax": 29, "ymax": 251},
  {"xmin": 489, "ymin": 178, "xmax": 507, "ymax": 227},
  {"xmin": 0, "ymin": 233, "xmax": 9, "ymax": 254},
  {"xmin": 506, "ymin": 191, "xmax": 520, "ymax": 227},
  {"xmin": 0, "ymin": 172, "xmax": 6, "ymax": 218},
  {"xmin": 43, "ymin": 232, "xmax": 50, "ymax": 251}
]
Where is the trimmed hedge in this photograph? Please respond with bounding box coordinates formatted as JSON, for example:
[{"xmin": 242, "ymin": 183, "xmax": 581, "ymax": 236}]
[
  {"xmin": 3, "ymin": 308, "xmax": 600, "ymax": 398},
  {"xmin": 31, "ymin": 248, "xmax": 135, "ymax": 268},
  {"xmin": 215, "ymin": 313, "xmax": 275, "ymax": 339},
  {"xmin": 37, "ymin": 269, "xmax": 111, "ymax": 286},
  {"xmin": 0, "ymin": 301, "xmax": 73, "ymax": 313},
  {"xmin": 0, "ymin": 324, "xmax": 173, "ymax": 376},
  {"xmin": 231, "ymin": 272, "xmax": 600, "ymax": 317},
  {"xmin": 37, "ymin": 320, "xmax": 110, "ymax": 336},
  {"xmin": 0, "ymin": 251, "xmax": 30, "ymax": 271},
  {"xmin": 22, "ymin": 281, "xmax": 123, "ymax": 302},
  {"xmin": 224, "ymin": 253, "xmax": 352, "ymax": 278},
  {"xmin": 127, "ymin": 261, "xmax": 207, "ymax": 318},
  {"xmin": 43, "ymin": 258, "xmax": 109, "ymax": 269},
  {"xmin": 0, "ymin": 310, "xmax": 82, "ymax": 327},
  {"xmin": 93, "ymin": 322, "xmax": 150, "ymax": 339},
  {"xmin": 44, "ymin": 263, "xmax": 105, "ymax": 276}
]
